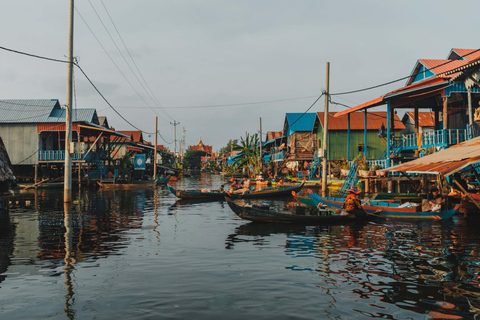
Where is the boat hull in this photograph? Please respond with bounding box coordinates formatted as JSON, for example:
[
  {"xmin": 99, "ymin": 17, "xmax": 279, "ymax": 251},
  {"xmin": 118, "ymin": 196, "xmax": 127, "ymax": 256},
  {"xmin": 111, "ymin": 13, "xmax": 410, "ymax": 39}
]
[
  {"xmin": 226, "ymin": 198, "xmax": 363, "ymax": 224},
  {"xmin": 227, "ymin": 182, "xmax": 305, "ymax": 200},
  {"xmin": 309, "ymin": 192, "xmax": 459, "ymax": 220},
  {"xmin": 98, "ymin": 180, "xmax": 157, "ymax": 190},
  {"xmin": 166, "ymin": 184, "xmax": 226, "ymax": 200}
]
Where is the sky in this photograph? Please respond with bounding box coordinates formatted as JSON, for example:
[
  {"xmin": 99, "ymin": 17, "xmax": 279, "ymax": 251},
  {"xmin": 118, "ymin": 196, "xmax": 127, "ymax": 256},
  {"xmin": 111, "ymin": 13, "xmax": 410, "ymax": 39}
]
[{"xmin": 1, "ymin": 0, "xmax": 479, "ymax": 153}]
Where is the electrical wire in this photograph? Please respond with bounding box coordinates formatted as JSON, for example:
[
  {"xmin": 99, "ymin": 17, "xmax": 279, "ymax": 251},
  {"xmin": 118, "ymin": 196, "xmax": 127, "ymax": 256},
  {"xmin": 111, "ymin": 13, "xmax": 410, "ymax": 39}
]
[
  {"xmin": 285, "ymin": 92, "xmax": 324, "ymax": 129},
  {"xmin": 99, "ymin": 0, "xmax": 173, "ymax": 121},
  {"xmin": 330, "ymin": 48, "xmax": 480, "ymax": 96}
]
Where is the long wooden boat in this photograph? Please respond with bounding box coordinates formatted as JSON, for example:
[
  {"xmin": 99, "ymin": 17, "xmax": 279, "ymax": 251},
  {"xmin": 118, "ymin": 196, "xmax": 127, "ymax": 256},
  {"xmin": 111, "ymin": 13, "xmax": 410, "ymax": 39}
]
[
  {"xmin": 308, "ymin": 191, "xmax": 460, "ymax": 220},
  {"xmin": 225, "ymin": 198, "xmax": 364, "ymax": 224},
  {"xmin": 226, "ymin": 181, "xmax": 305, "ymax": 200},
  {"xmin": 292, "ymin": 191, "xmax": 316, "ymax": 207},
  {"xmin": 372, "ymin": 192, "xmax": 421, "ymax": 203},
  {"xmin": 156, "ymin": 176, "xmax": 170, "ymax": 184},
  {"xmin": 98, "ymin": 179, "xmax": 157, "ymax": 190},
  {"xmin": 166, "ymin": 183, "xmax": 226, "ymax": 200}
]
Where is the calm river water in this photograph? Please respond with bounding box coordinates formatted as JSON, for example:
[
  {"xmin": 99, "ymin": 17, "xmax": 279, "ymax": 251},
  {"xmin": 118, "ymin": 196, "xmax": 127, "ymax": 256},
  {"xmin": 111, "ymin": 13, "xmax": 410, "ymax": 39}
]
[{"xmin": 1, "ymin": 173, "xmax": 480, "ymax": 319}]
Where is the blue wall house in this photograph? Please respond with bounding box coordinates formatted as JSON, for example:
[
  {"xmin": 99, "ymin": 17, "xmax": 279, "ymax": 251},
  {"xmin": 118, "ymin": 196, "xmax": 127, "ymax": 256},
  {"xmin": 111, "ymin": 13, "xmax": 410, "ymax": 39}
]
[{"xmin": 283, "ymin": 113, "xmax": 319, "ymax": 162}]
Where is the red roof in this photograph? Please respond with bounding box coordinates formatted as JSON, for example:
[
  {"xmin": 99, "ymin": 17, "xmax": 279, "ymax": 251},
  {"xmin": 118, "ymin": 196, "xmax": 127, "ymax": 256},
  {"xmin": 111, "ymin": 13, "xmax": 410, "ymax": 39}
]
[
  {"xmin": 118, "ymin": 131, "xmax": 143, "ymax": 143},
  {"xmin": 419, "ymin": 59, "xmax": 467, "ymax": 76},
  {"xmin": 451, "ymin": 48, "xmax": 480, "ymax": 62},
  {"xmin": 318, "ymin": 112, "xmax": 405, "ymax": 130},
  {"xmin": 405, "ymin": 112, "xmax": 435, "ymax": 127}
]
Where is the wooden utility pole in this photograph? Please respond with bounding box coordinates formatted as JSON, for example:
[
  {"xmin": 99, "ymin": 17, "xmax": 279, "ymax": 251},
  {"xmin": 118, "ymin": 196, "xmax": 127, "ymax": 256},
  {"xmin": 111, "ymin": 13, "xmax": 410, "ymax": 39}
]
[
  {"xmin": 259, "ymin": 117, "xmax": 263, "ymax": 172},
  {"xmin": 64, "ymin": 0, "xmax": 74, "ymax": 203},
  {"xmin": 154, "ymin": 117, "xmax": 158, "ymax": 179},
  {"xmin": 321, "ymin": 62, "xmax": 330, "ymax": 197}
]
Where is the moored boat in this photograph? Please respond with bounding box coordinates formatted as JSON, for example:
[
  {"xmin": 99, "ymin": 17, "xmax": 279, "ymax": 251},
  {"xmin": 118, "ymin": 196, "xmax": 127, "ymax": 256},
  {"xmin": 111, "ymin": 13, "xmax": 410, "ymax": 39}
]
[
  {"xmin": 166, "ymin": 183, "xmax": 226, "ymax": 200},
  {"xmin": 98, "ymin": 179, "xmax": 157, "ymax": 190},
  {"xmin": 308, "ymin": 191, "xmax": 460, "ymax": 220},
  {"xmin": 225, "ymin": 198, "xmax": 365, "ymax": 224},
  {"xmin": 226, "ymin": 181, "xmax": 305, "ymax": 200}
]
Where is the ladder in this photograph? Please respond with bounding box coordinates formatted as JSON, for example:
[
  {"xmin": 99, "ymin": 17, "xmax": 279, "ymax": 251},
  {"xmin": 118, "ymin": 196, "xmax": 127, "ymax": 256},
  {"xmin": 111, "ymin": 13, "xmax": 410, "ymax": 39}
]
[
  {"xmin": 338, "ymin": 163, "xmax": 358, "ymax": 197},
  {"xmin": 307, "ymin": 151, "xmax": 322, "ymax": 180}
]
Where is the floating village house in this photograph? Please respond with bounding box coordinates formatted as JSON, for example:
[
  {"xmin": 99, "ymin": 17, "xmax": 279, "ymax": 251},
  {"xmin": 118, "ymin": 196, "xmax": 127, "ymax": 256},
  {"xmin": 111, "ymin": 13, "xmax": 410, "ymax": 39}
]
[
  {"xmin": 335, "ymin": 48, "xmax": 480, "ymax": 167},
  {"xmin": 317, "ymin": 112, "xmax": 405, "ymax": 161},
  {"xmin": 282, "ymin": 113, "xmax": 318, "ymax": 161},
  {"xmin": 0, "ymin": 99, "xmax": 130, "ymax": 181}
]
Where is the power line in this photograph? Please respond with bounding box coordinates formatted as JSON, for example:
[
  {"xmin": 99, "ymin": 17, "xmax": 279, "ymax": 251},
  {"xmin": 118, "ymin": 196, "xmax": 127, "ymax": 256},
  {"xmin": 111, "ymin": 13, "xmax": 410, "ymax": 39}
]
[
  {"xmin": 330, "ymin": 48, "xmax": 480, "ymax": 96},
  {"xmin": 99, "ymin": 0, "xmax": 173, "ymax": 121},
  {"xmin": 285, "ymin": 93, "xmax": 325, "ymax": 129},
  {"xmin": 0, "ymin": 44, "xmax": 155, "ymax": 135}
]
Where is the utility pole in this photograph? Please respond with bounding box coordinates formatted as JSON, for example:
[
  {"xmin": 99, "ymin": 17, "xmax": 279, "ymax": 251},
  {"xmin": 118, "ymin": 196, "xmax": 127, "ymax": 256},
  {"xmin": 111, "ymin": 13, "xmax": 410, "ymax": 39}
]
[
  {"xmin": 259, "ymin": 117, "xmax": 263, "ymax": 172},
  {"xmin": 154, "ymin": 117, "xmax": 158, "ymax": 179},
  {"xmin": 64, "ymin": 0, "xmax": 74, "ymax": 203},
  {"xmin": 171, "ymin": 120, "xmax": 179, "ymax": 158},
  {"xmin": 321, "ymin": 62, "xmax": 330, "ymax": 197}
]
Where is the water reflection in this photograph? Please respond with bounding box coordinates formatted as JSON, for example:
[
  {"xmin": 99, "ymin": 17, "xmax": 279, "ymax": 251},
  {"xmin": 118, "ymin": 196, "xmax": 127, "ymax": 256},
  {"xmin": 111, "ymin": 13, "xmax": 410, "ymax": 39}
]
[
  {"xmin": 226, "ymin": 218, "xmax": 480, "ymax": 319},
  {"xmin": 1, "ymin": 178, "xmax": 480, "ymax": 319}
]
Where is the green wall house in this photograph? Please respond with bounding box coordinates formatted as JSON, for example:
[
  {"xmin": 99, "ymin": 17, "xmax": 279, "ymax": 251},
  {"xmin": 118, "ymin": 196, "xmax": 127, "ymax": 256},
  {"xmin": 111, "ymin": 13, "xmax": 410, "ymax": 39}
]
[{"xmin": 316, "ymin": 112, "xmax": 405, "ymax": 160}]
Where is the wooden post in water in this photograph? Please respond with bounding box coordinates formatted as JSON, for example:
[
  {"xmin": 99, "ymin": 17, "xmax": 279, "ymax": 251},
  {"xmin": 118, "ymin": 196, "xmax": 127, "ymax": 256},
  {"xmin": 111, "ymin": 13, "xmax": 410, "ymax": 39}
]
[
  {"xmin": 154, "ymin": 117, "xmax": 158, "ymax": 179},
  {"xmin": 321, "ymin": 62, "xmax": 330, "ymax": 197},
  {"xmin": 259, "ymin": 117, "xmax": 262, "ymax": 173},
  {"xmin": 64, "ymin": 0, "xmax": 74, "ymax": 203}
]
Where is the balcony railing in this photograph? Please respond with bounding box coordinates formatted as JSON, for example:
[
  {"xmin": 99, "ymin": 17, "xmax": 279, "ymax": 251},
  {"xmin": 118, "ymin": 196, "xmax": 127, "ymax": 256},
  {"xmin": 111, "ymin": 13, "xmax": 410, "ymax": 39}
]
[
  {"xmin": 401, "ymin": 129, "xmax": 467, "ymax": 150},
  {"xmin": 38, "ymin": 150, "xmax": 83, "ymax": 161}
]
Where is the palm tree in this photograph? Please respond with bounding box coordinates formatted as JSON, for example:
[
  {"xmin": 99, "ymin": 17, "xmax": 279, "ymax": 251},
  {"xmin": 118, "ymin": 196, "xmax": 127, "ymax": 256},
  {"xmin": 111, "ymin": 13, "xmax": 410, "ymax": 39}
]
[{"xmin": 233, "ymin": 133, "xmax": 260, "ymax": 177}]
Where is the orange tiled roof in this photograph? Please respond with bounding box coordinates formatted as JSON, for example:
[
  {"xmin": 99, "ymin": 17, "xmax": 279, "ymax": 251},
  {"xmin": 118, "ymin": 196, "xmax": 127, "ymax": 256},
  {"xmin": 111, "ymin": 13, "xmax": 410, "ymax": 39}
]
[
  {"xmin": 318, "ymin": 112, "xmax": 405, "ymax": 130},
  {"xmin": 117, "ymin": 131, "xmax": 143, "ymax": 143}
]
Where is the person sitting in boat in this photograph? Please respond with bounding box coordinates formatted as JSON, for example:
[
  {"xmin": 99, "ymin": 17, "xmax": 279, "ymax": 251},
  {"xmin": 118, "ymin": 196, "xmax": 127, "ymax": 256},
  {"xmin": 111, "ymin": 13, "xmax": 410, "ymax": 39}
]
[
  {"xmin": 219, "ymin": 185, "xmax": 225, "ymax": 192},
  {"xmin": 341, "ymin": 186, "xmax": 367, "ymax": 218},
  {"xmin": 232, "ymin": 175, "xmax": 251, "ymax": 195},
  {"xmin": 229, "ymin": 178, "xmax": 241, "ymax": 192},
  {"xmin": 428, "ymin": 187, "xmax": 445, "ymax": 211}
]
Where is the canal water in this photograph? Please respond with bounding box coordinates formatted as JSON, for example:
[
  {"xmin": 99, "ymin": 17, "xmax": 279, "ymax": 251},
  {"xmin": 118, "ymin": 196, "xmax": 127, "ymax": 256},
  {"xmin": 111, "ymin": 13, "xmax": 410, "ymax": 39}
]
[{"xmin": 1, "ymin": 173, "xmax": 480, "ymax": 319}]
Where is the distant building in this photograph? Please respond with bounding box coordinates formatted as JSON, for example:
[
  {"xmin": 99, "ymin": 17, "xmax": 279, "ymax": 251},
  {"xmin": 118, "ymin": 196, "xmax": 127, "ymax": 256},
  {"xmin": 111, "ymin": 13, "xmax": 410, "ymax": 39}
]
[{"xmin": 189, "ymin": 137, "xmax": 213, "ymax": 154}]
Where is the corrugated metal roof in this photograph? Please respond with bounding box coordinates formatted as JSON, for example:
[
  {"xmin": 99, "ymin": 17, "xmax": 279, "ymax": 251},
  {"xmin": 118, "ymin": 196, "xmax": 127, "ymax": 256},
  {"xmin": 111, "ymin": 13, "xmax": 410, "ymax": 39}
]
[
  {"xmin": 285, "ymin": 113, "xmax": 317, "ymax": 136},
  {"xmin": 0, "ymin": 99, "xmax": 61, "ymax": 122},
  {"xmin": 419, "ymin": 59, "xmax": 466, "ymax": 76},
  {"xmin": 118, "ymin": 130, "xmax": 143, "ymax": 142},
  {"xmin": 318, "ymin": 112, "xmax": 405, "ymax": 130},
  {"xmin": 404, "ymin": 112, "xmax": 435, "ymax": 127},
  {"xmin": 0, "ymin": 99, "xmax": 98, "ymax": 124},
  {"xmin": 451, "ymin": 48, "xmax": 480, "ymax": 61},
  {"xmin": 385, "ymin": 136, "xmax": 480, "ymax": 176}
]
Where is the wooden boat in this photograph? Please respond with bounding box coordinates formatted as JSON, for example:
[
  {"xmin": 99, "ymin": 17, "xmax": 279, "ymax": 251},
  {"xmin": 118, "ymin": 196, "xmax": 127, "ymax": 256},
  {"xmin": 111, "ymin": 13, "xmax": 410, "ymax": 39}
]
[
  {"xmin": 226, "ymin": 181, "xmax": 305, "ymax": 200},
  {"xmin": 156, "ymin": 176, "xmax": 170, "ymax": 184},
  {"xmin": 292, "ymin": 191, "xmax": 316, "ymax": 207},
  {"xmin": 226, "ymin": 198, "xmax": 363, "ymax": 224},
  {"xmin": 98, "ymin": 179, "xmax": 157, "ymax": 190},
  {"xmin": 371, "ymin": 192, "xmax": 421, "ymax": 203},
  {"xmin": 166, "ymin": 183, "xmax": 226, "ymax": 200},
  {"xmin": 308, "ymin": 191, "xmax": 460, "ymax": 220}
]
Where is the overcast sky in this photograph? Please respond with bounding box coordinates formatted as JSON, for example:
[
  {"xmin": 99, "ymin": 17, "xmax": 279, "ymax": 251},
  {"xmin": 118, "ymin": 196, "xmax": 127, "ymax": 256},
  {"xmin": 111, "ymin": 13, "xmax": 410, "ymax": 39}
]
[{"xmin": 1, "ymin": 0, "xmax": 479, "ymax": 152}]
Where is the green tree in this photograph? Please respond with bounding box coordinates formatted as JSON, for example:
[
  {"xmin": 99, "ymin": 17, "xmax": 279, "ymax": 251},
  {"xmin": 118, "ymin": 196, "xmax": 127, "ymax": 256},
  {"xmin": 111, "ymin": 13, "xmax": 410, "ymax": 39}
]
[
  {"xmin": 233, "ymin": 133, "xmax": 260, "ymax": 177},
  {"xmin": 183, "ymin": 150, "xmax": 207, "ymax": 170},
  {"xmin": 219, "ymin": 139, "xmax": 239, "ymax": 156}
]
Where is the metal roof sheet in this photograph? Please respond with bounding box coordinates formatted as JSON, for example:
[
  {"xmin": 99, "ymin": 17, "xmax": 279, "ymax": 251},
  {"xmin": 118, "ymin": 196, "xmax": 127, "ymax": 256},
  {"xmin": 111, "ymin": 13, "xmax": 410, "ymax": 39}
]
[
  {"xmin": 419, "ymin": 59, "xmax": 466, "ymax": 76},
  {"xmin": 0, "ymin": 99, "xmax": 61, "ymax": 123},
  {"xmin": 285, "ymin": 113, "xmax": 317, "ymax": 135},
  {"xmin": 0, "ymin": 99, "xmax": 98, "ymax": 124},
  {"xmin": 385, "ymin": 136, "xmax": 480, "ymax": 176},
  {"xmin": 318, "ymin": 112, "xmax": 405, "ymax": 130}
]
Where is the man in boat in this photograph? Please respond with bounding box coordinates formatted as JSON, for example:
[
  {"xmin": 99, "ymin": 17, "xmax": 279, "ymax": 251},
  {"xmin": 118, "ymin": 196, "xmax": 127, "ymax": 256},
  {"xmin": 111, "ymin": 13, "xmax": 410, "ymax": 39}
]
[
  {"xmin": 341, "ymin": 186, "xmax": 367, "ymax": 218},
  {"xmin": 229, "ymin": 178, "xmax": 241, "ymax": 192},
  {"xmin": 232, "ymin": 175, "xmax": 251, "ymax": 195}
]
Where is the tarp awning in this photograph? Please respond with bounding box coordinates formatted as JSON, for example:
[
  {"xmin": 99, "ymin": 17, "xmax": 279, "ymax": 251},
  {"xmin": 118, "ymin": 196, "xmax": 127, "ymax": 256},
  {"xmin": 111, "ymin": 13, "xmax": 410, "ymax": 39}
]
[{"xmin": 383, "ymin": 136, "xmax": 480, "ymax": 176}]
